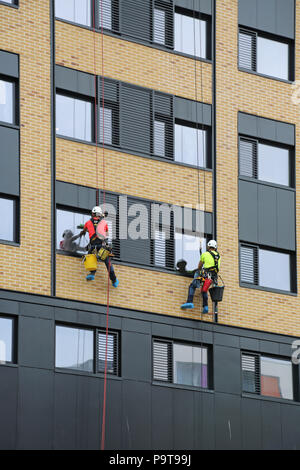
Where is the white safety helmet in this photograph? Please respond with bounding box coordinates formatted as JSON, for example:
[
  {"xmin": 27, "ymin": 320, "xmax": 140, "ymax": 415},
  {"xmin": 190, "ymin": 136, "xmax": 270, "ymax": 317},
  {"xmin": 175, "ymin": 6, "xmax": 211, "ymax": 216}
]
[
  {"xmin": 91, "ymin": 206, "xmax": 103, "ymax": 217},
  {"xmin": 207, "ymin": 239, "xmax": 217, "ymax": 250}
]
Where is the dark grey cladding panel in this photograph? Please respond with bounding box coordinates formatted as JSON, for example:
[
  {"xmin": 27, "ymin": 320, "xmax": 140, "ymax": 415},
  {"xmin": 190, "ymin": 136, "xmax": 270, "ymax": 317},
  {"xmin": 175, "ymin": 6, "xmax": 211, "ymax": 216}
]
[
  {"xmin": 258, "ymin": 185, "xmax": 277, "ymax": 247},
  {"xmin": 55, "ymin": 65, "xmax": 95, "ymax": 98},
  {"xmin": 56, "ymin": 181, "xmax": 97, "ymax": 210},
  {"xmin": 19, "ymin": 317, "xmax": 54, "ymax": 369},
  {"xmin": 239, "ymin": 0, "xmax": 295, "ymax": 39},
  {"xmin": 238, "ymin": 113, "xmax": 295, "ymax": 146},
  {"xmin": 0, "ymin": 366, "xmax": 18, "ymax": 450},
  {"xmin": 239, "ymin": 180, "xmax": 258, "ymax": 244},
  {"xmin": 214, "ymin": 346, "xmax": 241, "ymax": 395},
  {"xmin": 151, "ymin": 387, "xmax": 173, "ymax": 450},
  {"xmin": 239, "ymin": 180, "xmax": 295, "ymax": 251},
  {"xmin": 0, "ymin": 126, "xmax": 19, "ymax": 196},
  {"xmin": 276, "ymin": 188, "xmax": 295, "ymax": 251},
  {"xmin": 174, "ymin": 97, "xmax": 211, "ymax": 126},
  {"xmin": 0, "ymin": 50, "xmax": 18, "ymax": 78},
  {"xmin": 175, "ymin": 0, "xmax": 212, "ymax": 15}
]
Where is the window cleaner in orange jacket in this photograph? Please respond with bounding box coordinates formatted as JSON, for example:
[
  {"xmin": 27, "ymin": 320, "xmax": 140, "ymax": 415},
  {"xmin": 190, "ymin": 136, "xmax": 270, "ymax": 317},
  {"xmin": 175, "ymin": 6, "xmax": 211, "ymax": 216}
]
[{"xmin": 80, "ymin": 206, "xmax": 119, "ymax": 286}]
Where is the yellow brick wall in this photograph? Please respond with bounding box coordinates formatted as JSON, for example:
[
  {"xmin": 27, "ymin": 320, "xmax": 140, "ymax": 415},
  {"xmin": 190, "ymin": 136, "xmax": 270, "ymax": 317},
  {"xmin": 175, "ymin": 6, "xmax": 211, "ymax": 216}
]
[
  {"xmin": 0, "ymin": 0, "xmax": 51, "ymax": 295},
  {"xmin": 56, "ymin": 138, "xmax": 213, "ymax": 211},
  {"xmin": 215, "ymin": 0, "xmax": 300, "ymax": 336},
  {"xmin": 55, "ymin": 20, "xmax": 212, "ymax": 104},
  {"xmin": 56, "ymin": 254, "xmax": 216, "ymax": 322}
]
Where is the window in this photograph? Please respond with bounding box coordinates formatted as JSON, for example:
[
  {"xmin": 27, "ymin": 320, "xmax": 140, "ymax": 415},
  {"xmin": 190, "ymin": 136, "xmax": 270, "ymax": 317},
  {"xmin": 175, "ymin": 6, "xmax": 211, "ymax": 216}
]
[
  {"xmin": 239, "ymin": 137, "xmax": 292, "ymax": 187},
  {"xmin": 0, "ymin": 316, "xmax": 15, "ymax": 364},
  {"xmin": 240, "ymin": 244, "xmax": 294, "ymax": 292},
  {"xmin": 154, "ymin": 7, "xmax": 165, "ymax": 45},
  {"xmin": 175, "ymin": 122, "xmax": 207, "ymax": 167},
  {"xmin": 57, "ymin": 207, "xmax": 90, "ymax": 253},
  {"xmin": 0, "ymin": 196, "xmax": 18, "ymax": 243},
  {"xmin": 153, "ymin": 339, "xmax": 209, "ymax": 389},
  {"xmin": 174, "ymin": 10, "xmax": 208, "ymax": 59},
  {"xmin": 242, "ymin": 352, "xmax": 295, "ymax": 401},
  {"xmin": 239, "ymin": 29, "xmax": 292, "ymax": 81},
  {"xmin": 175, "ymin": 231, "xmax": 208, "ymax": 271},
  {"xmin": 0, "ymin": 79, "xmax": 15, "ymax": 125},
  {"xmin": 55, "ymin": 324, "xmax": 119, "ymax": 376},
  {"xmin": 56, "ymin": 93, "xmax": 93, "ymax": 142},
  {"xmin": 55, "ymin": 0, "xmax": 91, "ymax": 27},
  {"xmin": 56, "ymin": 325, "xmax": 94, "ymax": 372},
  {"xmin": 97, "ymin": 330, "xmax": 119, "ymax": 375}
]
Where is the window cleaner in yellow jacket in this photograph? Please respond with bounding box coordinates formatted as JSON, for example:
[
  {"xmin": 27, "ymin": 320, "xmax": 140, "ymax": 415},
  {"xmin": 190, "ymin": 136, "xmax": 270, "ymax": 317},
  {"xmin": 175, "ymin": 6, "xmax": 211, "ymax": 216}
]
[{"xmin": 181, "ymin": 240, "xmax": 221, "ymax": 313}]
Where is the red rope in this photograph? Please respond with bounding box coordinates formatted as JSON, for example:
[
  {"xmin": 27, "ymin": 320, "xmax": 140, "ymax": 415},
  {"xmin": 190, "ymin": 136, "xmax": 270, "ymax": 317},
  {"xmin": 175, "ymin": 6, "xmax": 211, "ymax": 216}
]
[{"xmin": 93, "ymin": 0, "xmax": 110, "ymax": 451}]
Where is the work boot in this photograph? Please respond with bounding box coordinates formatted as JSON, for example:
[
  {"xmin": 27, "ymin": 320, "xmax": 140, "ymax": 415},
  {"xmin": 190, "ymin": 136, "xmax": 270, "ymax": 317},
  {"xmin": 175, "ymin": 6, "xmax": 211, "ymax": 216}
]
[
  {"xmin": 86, "ymin": 274, "xmax": 95, "ymax": 281},
  {"xmin": 181, "ymin": 303, "xmax": 194, "ymax": 310},
  {"xmin": 202, "ymin": 306, "xmax": 209, "ymax": 314}
]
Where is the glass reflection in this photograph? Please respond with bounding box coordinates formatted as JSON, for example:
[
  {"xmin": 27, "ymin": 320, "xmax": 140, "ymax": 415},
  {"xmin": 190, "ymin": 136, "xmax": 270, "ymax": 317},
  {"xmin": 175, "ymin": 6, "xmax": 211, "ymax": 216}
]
[
  {"xmin": 175, "ymin": 124, "xmax": 206, "ymax": 167},
  {"xmin": 57, "ymin": 209, "xmax": 90, "ymax": 252},
  {"xmin": 175, "ymin": 232, "xmax": 206, "ymax": 271},
  {"xmin": 257, "ymin": 37, "xmax": 288, "ymax": 80},
  {"xmin": 0, "ymin": 198, "xmax": 14, "ymax": 242},
  {"xmin": 55, "ymin": 0, "xmax": 91, "ymax": 26},
  {"xmin": 173, "ymin": 343, "xmax": 207, "ymax": 388},
  {"xmin": 55, "ymin": 325, "xmax": 94, "ymax": 372},
  {"xmin": 175, "ymin": 13, "xmax": 206, "ymax": 58},
  {"xmin": 56, "ymin": 94, "xmax": 92, "ymax": 142},
  {"xmin": 258, "ymin": 143, "xmax": 289, "ymax": 186},
  {"xmin": 0, "ymin": 317, "xmax": 13, "ymax": 363},
  {"xmin": 259, "ymin": 249, "xmax": 290, "ymax": 291},
  {"xmin": 261, "ymin": 356, "xmax": 293, "ymax": 400},
  {"xmin": 0, "ymin": 80, "xmax": 14, "ymax": 124}
]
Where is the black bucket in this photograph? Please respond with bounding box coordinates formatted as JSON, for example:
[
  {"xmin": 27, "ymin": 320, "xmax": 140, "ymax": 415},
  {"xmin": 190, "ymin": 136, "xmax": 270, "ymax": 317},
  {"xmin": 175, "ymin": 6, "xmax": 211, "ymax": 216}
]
[{"xmin": 209, "ymin": 286, "xmax": 224, "ymax": 302}]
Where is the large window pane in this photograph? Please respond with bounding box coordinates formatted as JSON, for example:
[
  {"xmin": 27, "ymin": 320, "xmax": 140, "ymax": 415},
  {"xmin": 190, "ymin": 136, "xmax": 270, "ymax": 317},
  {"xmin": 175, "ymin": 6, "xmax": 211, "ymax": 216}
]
[
  {"xmin": 173, "ymin": 343, "xmax": 207, "ymax": 388},
  {"xmin": 175, "ymin": 232, "xmax": 206, "ymax": 271},
  {"xmin": 259, "ymin": 249, "xmax": 291, "ymax": 291},
  {"xmin": 261, "ymin": 356, "xmax": 293, "ymax": 400},
  {"xmin": 57, "ymin": 208, "xmax": 90, "ymax": 252},
  {"xmin": 0, "ymin": 198, "xmax": 15, "ymax": 242},
  {"xmin": 174, "ymin": 13, "xmax": 206, "ymax": 58},
  {"xmin": 55, "ymin": 0, "xmax": 91, "ymax": 26},
  {"xmin": 175, "ymin": 124, "xmax": 206, "ymax": 167},
  {"xmin": 0, "ymin": 80, "xmax": 14, "ymax": 124},
  {"xmin": 257, "ymin": 37, "xmax": 289, "ymax": 80},
  {"xmin": 0, "ymin": 317, "xmax": 13, "ymax": 364},
  {"xmin": 56, "ymin": 94, "xmax": 92, "ymax": 142},
  {"xmin": 258, "ymin": 143, "xmax": 289, "ymax": 186},
  {"xmin": 55, "ymin": 325, "xmax": 94, "ymax": 372}
]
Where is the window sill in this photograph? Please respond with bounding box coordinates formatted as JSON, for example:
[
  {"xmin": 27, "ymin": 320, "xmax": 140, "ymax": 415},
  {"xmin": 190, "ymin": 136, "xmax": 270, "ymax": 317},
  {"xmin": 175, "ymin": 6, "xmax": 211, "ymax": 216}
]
[
  {"xmin": 56, "ymin": 250, "xmax": 194, "ymax": 278},
  {"xmin": 240, "ymin": 282, "xmax": 297, "ymax": 297},
  {"xmin": 0, "ymin": 121, "xmax": 20, "ymax": 131},
  {"xmin": 55, "ymin": 367, "xmax": 121, "ymax": 380},
  {"xmin": 152, "ymin": 380, "xmax": 214, "ymax": 393},
  {"xmin": 238, "ymin": 67, "xmax": 293, "ymax": 85},
  {"xmin": 56, "ymin": 135, "xmax": 213, "ymax": 173},
  {"xmin": 242, "ymin": 392, "xmax": 299, "ymax": 406},
  {"xmin": 0, "ymin": 1, "xmax": 18, "ymax": 9},
  {"xmin": 54, "ymin": 18, "xmax": 212, "ymax": 65},
  {"xmin": 239, "ymin": 176, "xmax": 295, "ymax": 192},
  {"xmin": 0, "ymin": 239, "xmax": 19, "ymax": 247},
  {"xmin": 0, "ymin": 362, "xmax": 18, "ymax": 368}
]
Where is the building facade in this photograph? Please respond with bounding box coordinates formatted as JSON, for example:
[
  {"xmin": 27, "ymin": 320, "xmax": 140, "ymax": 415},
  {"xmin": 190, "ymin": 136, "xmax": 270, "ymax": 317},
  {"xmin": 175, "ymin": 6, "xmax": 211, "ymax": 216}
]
[{"xmin": 0, "ymin": 0, "xmax": 300, "ymax": 449}]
